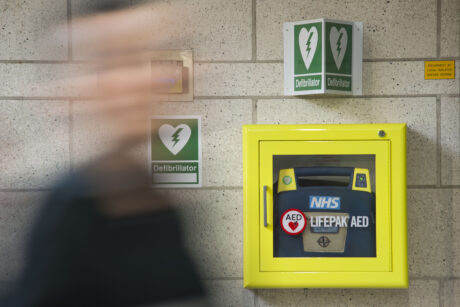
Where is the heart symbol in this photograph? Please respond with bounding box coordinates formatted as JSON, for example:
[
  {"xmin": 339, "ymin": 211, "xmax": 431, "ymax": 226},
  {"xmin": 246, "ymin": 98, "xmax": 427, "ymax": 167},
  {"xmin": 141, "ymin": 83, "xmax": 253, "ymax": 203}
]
[
  {"xmin": 158, "ymin": 124, "xmax": 191, "ymax": 155},
  {"xmin": 288, "ymin": 221, "xmax": 298, "ymax": 231},
  {"xmin": 298, "ymin": 26, "xmax": 318, "ymax": 70},
  {"xmin": 329, "ymin": 27, "xmax": 348, "ymax": 70}
]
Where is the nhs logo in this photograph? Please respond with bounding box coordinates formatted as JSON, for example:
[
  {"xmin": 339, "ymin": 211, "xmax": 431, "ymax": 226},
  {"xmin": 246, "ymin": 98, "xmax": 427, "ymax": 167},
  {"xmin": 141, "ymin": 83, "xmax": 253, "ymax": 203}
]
[{"xmin": 309, "ymin": 196, "xmax": 341, "ymax": 210}]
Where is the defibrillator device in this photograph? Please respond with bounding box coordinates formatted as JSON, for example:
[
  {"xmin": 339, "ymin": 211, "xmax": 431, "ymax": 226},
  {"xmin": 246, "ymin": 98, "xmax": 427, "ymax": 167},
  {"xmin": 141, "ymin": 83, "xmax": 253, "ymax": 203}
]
[{"xmin": 274, "ymin": 167, "xmax": 376, "ymax": 257}]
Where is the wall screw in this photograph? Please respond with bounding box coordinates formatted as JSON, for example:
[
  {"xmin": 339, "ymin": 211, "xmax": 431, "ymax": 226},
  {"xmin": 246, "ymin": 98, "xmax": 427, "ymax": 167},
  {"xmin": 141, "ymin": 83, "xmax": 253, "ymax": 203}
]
[{"xmin": 378, "ymin": 130, "xmax": 386, "ymax": 137}]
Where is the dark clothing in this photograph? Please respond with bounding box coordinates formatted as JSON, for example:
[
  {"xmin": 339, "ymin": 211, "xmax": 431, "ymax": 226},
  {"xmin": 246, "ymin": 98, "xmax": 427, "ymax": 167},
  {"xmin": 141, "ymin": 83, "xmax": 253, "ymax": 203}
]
[{"xmin": 3, "ymin": 156, "xmax": 205, "ymax": 306}]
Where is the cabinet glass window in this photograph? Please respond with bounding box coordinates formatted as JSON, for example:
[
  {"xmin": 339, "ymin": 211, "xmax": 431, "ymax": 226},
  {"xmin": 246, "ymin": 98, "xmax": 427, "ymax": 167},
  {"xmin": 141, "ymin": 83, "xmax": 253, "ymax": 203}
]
[{"xmin": 273, "ymin": 155, "xmax": 376, "ymax": 258}]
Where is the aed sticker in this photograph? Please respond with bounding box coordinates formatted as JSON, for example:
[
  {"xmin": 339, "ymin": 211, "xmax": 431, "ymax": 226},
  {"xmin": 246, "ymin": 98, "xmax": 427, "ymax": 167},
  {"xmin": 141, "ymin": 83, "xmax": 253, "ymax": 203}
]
[{"xmin": 281, "ymin": 209, "xmax": 307, "ymax": 235}]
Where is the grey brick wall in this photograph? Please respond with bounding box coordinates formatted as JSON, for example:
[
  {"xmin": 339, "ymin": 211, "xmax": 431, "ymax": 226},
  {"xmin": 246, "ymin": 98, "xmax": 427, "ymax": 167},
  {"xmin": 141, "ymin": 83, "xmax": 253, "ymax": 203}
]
[{"xmin": 0, "ymin": 0, "xmax": 459, "ymax": 306}]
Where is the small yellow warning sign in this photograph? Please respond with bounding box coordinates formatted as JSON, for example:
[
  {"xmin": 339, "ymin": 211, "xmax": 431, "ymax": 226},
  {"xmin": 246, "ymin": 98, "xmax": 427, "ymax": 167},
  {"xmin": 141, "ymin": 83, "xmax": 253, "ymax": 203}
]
[{"xmin": 425, "ymin": 60, "xmax": 455, "ymax": 79}]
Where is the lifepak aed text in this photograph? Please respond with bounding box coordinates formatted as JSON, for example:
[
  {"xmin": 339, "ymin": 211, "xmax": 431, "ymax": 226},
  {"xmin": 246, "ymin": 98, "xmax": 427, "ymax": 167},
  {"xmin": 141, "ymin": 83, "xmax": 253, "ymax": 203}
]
[{"xmin": 309, "ymin": 215, "xmax": 369, "ymax": 228}]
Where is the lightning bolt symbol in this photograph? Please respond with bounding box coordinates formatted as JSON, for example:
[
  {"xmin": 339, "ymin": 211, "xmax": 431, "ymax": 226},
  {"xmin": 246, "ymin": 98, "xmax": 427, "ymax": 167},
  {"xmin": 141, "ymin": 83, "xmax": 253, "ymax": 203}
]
[
  {"xmin": 305, "ymin": 31, "xmax": 314, "ymax": 56},
  {"xmin": 336, "ymin": 32, "xmax": 343, "ymax": 54},
  {"xmin": 171, "ymin": 128, "xmax": 183, "ymax": 147}
]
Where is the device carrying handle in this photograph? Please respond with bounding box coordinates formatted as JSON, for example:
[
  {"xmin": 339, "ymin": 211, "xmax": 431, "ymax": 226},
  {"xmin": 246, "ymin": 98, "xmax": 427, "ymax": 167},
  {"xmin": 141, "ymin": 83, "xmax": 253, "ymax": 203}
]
[{"xmin": 293, "ymin": 167, "xmax": 354, "ymax": 184}]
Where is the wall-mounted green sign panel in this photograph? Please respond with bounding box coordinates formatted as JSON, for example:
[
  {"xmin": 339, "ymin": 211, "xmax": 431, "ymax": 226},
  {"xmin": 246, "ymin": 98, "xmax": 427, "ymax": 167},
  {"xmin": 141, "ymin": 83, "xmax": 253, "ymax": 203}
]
[
  {"xmin": 284, "ymin": 19, "xmax": 363, "ymax": 96},
  {"xmin": 150, "ymin": 116, "xmax": 202, "ymax": 188}
]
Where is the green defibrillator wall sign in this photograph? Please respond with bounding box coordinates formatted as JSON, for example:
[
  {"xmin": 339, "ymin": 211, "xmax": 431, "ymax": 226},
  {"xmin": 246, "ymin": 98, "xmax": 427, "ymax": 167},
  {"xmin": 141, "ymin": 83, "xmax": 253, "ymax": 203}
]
[
  {"xmin": 150, "ymin": 116, "xmax": 202, "ymax": 188},
  {"xmin": 284, "ymin": 19, "xmax": 363, "ymax": 95}
]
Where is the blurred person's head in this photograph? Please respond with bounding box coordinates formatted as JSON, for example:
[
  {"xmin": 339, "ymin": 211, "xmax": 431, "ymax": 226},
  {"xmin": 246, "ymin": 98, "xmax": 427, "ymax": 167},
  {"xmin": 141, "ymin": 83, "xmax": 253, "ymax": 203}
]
[{"xmin": 63, "ymin": 0, "xmax": 189, "ymax": 153}]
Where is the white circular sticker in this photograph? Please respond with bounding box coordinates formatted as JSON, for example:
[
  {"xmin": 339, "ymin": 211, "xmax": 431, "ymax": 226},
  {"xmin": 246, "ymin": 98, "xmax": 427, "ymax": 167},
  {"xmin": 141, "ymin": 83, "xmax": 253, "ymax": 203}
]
[{"xmin": 280, "ymin": 209, "xmax": 307, "ymax": 235}]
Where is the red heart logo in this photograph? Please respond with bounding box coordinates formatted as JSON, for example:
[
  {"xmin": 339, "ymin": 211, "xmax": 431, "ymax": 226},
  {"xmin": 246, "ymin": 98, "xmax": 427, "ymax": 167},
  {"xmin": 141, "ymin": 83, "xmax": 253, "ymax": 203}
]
[{"xmin": 288, "ymin": 221, "xmax": 298, "ymax": 231}]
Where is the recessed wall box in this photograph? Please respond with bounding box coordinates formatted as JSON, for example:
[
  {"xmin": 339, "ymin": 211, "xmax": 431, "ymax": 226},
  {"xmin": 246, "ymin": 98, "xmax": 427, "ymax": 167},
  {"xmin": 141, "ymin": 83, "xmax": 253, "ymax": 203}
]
[
  {"xmin": 150, "ymin": 50, "xmax": 193, "ymax": 102},
  {"xmin": 284, "ymin": 19, "xmax": 363, "ymax": 96},
  {"xmin": 243, "ymin": 124, "xmax": 407, "ymax": 288}
]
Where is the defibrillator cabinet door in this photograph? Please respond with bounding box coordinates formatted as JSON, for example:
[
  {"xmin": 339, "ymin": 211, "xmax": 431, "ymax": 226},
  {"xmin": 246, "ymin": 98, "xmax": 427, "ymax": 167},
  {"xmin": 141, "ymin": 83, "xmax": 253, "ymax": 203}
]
[{"xmin": 259, "ymin": 140, "xmax": 391, "ymax": 272}]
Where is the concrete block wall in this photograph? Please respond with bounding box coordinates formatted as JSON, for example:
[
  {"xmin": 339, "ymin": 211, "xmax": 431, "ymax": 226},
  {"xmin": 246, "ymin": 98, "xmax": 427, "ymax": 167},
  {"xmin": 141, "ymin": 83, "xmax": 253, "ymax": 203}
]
[{"xmin": 0, "ymin": 0, "xmax": 458, "ymax": 306}]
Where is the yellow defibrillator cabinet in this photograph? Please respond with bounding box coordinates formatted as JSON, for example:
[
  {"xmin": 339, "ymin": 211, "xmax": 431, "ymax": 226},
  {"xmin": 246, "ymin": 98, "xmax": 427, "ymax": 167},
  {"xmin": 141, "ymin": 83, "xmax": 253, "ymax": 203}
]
[{"xmin": 243, "ymin": 124, "xmax": 407, "ymax": 288}]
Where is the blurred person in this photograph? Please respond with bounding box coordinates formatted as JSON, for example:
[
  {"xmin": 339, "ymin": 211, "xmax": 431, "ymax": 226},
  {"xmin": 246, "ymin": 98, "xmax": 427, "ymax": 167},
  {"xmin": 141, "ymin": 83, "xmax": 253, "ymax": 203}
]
[{"xmin": 1, "ymin": 1, "xmax": 207, "ymax": 306}]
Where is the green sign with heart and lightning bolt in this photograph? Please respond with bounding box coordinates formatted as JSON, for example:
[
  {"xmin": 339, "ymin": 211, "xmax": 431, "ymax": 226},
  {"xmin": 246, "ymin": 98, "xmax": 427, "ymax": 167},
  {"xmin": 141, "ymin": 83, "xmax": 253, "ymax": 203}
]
[
  {"xmin": 150, "ymin": 116, "xmax": 202, "ymax": 187},
  {"xmin": 325, "ymin": 22, "xmax": 353, "ymax": 91},
  {"xmin": 293, "ymin": 22, "xmax": 323, "ymax": 91},
  {"xmin": 284, "ymin": 19, "xmax": 362, "ymax": 95}
]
